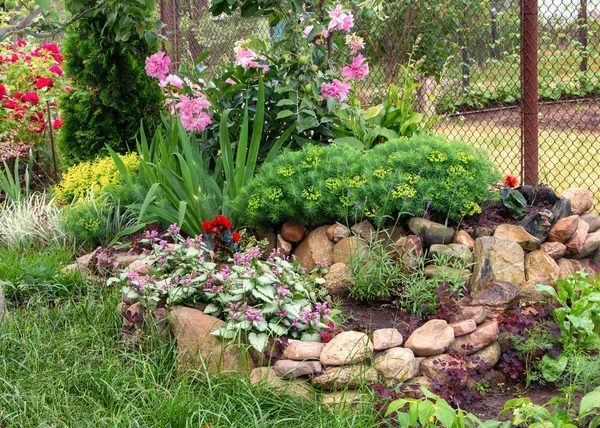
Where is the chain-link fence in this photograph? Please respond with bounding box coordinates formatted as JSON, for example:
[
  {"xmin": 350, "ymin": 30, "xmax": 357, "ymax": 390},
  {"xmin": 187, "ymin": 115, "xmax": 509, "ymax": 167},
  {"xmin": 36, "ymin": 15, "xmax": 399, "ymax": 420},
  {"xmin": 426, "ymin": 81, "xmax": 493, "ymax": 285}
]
[{"xmin": 161, "ymin": 0, "xmax": 600, "ymax": 209}]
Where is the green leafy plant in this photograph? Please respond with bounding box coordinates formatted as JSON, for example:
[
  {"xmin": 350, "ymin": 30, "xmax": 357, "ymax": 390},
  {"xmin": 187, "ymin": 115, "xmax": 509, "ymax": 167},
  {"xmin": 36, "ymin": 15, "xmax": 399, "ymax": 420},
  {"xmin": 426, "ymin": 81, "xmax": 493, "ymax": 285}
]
[
  {"xmin": 536, "ymin": 272, "xmax": 600, "ymax": 383},
  {"xmin": 332, "ymin": 56, "xmax": 441, "ymax": 150},
  {"xmin": 108, "ymin": 227, "xmax": 333, "ymax": 353},
  {"xmin": 234, "ymin": 135, "xmax": 500, "ymax": 228},
  {"xmin": 110, "ymin": 76, "xmax": 293, "ymax": 236},
  {"xmin": 0, "ymin": 155, "xmax": 31, "ymax": 204},
  {"xmin": 347, "ymin": 229, "xmax": 402, "ymax": 302},
  {"xmin": 384, "ymin": 386, "xmax": 500, "ymax": 427},
  {"xmin": 59, "ymin": 7, "xmax": 163, "ymax": 164},
  {"xmin": 61, "ymin": 190, "xmax": 139, "ymax": 250},
  {"xmin": 500, "ymin": 387, "xmax": 600, "ymax": 428},
  {"xmin": 508, "ymin": 319, "xmax": 558, "ymax": 388}
]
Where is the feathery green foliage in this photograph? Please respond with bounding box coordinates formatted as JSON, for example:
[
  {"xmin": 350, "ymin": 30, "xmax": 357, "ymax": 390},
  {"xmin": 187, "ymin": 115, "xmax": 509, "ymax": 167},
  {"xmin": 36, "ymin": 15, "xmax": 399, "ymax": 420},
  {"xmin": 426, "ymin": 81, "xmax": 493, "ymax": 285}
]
[{"xmin": 233, "ymin": 135, "xmax": 500, "ymax": 228}]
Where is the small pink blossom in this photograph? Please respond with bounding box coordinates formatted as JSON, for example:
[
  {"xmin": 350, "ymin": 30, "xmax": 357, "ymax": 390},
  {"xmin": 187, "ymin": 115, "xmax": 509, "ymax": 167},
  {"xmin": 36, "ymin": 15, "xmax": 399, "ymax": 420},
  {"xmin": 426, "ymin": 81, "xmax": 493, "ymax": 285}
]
[
  {"xmin": 341, "ymin": 54, "xmax": 369, "ymax": 82},
  {"xmin": 145, "ymin": 51, "xmax": 170, "ymax": 79},
  {"xmin": 304, "ymin": 25, "xmax": 314, "ymax": 38},
  {"xmin": 175, "ymin": 95, "xmax": 212, "ymax": 133},
  {"xmin": 345, "ymin": 34, "xmax": 365, "ymax": 55},
  {"xmin": 65, "ymin": 86, "xmax": 73, "ymax": 93},
  {"xmin": 321, "ymin": 79, "xmax": 351, "ymax": 101},
  {"xmin": 328, "ymin": 5, "xmax": 354, "ymax": 32},
  {"xmin": 160, "ymin": 74, "xmax": 184, "ymax": 89},
  {"xmin": 234, "ymin": 45, "xmax": 269, "ymax": 72}
]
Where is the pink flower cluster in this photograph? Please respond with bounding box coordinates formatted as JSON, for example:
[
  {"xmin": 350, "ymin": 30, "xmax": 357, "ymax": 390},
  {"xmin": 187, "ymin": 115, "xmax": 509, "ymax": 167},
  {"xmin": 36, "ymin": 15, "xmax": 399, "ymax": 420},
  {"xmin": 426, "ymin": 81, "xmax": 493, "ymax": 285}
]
[
  {"xmin": 328, "ymin": 5, "xmax": 354, "ymax": 32},
  {"xmin": 317, "ymin": 6, "xmax": 369, "ymax": 101},
  {"xmin": 321, "ymin": 79, "xmax": 351, "ymax": 101},
  {"xmin": 341, "ymin": 54, "xmax": 369, "ymax": 82},
  {"xmin": 175, "ymin": 95, "xmax": 212, "ymax": 133},
  {"xmin": 234, "ymin": 45, "xmax": 270, "ymax": 73},
  {"xmin": 145, "ymin": 51, "xmax": 170, "ymax": 79},
  {"xmin": 145, "ymin": 51, "xmax": 213, "ymax": 133}
]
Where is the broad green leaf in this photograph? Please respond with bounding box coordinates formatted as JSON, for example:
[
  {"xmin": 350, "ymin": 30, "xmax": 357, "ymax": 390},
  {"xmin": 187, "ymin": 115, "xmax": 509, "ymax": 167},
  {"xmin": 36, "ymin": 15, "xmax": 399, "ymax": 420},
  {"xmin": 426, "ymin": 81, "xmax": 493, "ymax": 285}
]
[
  {"xmin": 362, "ymin": 105, "xmax": 382, "ymax": 120},
  {"xmin": 333, "ymin": 136, "xmax": 364, "ymax": 149},
  {"xmin": 541, "ymin": 353, "xmax": 568, "ymax": 382},
  {"xmin": 276, "ymin": 110, "xmax": 295, "ymax": 119},
  {"xmin": 579, "ymin": 386, "xmax": 600, "ymax": 417}
]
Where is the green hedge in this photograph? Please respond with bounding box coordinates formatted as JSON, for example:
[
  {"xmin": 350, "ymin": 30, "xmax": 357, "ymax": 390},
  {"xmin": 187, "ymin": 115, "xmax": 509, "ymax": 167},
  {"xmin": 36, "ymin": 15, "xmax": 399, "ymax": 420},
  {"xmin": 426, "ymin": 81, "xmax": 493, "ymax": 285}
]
[
  {"xmin": 233, "ymin": 136, "xmax": 500, "ymax": 228},
  {"xmin": 58, "ymin": 11, "xmax": 163, "ymax": 165}
]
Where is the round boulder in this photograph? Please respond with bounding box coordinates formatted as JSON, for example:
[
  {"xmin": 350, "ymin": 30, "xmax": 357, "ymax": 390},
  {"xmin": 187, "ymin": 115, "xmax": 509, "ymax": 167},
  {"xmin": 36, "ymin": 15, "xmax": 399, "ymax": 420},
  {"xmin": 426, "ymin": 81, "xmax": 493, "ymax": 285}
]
[{"xmin": 404, "ymin": 319, "xmax": 455, "ymax": 357}]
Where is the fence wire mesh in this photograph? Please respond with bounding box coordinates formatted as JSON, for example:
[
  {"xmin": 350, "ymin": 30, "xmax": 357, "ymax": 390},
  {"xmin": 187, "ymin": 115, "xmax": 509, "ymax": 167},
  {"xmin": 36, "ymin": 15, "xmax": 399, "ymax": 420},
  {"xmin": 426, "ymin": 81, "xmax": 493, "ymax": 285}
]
[{"xmin": 162, "ymin": 0, "xmax": 600, "ymax": 209}]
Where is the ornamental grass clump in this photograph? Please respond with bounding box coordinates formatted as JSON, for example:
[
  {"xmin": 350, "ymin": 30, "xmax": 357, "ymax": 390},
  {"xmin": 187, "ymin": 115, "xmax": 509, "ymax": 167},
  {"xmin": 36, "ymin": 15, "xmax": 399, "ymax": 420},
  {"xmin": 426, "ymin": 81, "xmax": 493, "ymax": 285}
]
[
  {"xmin": 108, "ymin": 221, "xmax": 333, "ymax": 352},
  {"xmin": 233, "ymin": 135, "xmax": 500, "ymax": 228}
]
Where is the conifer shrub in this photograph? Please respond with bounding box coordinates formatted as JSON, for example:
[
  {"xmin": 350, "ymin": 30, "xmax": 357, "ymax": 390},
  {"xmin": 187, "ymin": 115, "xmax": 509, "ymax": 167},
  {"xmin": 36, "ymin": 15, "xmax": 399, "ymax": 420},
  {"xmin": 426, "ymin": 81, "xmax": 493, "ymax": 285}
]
[
  {"xmin": 233, "ymin": 135, "xmax": 500, "ymax": 228},
  {"xmin": 58, "ymin": 10, "xmax": 163, "ymax": 165}
]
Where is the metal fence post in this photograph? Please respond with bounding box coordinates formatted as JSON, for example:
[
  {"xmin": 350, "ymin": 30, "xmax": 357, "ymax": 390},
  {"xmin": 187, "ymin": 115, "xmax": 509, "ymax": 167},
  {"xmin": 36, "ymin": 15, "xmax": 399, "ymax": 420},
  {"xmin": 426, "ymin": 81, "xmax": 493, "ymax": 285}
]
[
  {"xmin": 160, "ymin": 0, "xmax": 180, "ymax": 66},
  {"xmin": 521, "ymin": 0, "xmax": 539, "ymax": 185}
]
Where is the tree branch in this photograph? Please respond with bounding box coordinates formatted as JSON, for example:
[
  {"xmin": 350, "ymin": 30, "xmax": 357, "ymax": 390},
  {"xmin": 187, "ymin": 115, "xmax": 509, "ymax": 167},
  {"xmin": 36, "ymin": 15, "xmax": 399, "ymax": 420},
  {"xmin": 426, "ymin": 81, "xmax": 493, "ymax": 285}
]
[{"xmin": 64, "ymin": 1, "xmax": 108, "ymax": 27}]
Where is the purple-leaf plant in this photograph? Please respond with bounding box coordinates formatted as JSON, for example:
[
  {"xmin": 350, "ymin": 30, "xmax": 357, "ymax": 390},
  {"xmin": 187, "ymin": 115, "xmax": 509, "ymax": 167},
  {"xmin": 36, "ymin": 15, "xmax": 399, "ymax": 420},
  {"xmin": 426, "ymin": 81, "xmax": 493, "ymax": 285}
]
[{"xmin": 108, "ymin": 225, "xmax": 334, "ymax": 353}]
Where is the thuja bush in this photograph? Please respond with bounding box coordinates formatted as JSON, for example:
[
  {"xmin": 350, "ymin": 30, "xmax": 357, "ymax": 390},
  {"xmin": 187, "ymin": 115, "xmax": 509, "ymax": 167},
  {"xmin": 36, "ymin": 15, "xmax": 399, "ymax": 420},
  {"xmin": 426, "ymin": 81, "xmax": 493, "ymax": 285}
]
[
  {"xmin": 58, "ymin": 8, "xmax": 163, "ymax": 164},
  {"xmin": 233, "ymin": 135, "xmax": 499, "ymax": 228}
]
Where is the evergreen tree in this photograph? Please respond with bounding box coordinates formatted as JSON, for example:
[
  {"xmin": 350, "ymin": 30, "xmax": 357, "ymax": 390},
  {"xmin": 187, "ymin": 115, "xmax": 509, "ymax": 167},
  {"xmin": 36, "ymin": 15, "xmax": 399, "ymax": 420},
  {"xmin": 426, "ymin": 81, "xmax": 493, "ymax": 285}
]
[{"xmin": 59, "ymin": 5, "xmax": 163, "ymax": 164}]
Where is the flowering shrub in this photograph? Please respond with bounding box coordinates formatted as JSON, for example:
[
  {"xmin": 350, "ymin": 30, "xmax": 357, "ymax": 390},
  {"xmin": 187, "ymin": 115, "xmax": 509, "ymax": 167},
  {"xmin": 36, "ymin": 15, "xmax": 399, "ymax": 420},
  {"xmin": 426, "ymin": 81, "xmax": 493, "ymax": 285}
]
[
  {"xmin": 144, "ymin": 2, "xmax": 372, "ymax": 162},
  {"xmin": 0, "ymin": 40, "xmax": 67, "ymax": 161},
  {"xmin": 233, "ymin": 135, "xmax": 500, "ymax": 227},
  {"xmin": 108, "ymin": 225, "xmax": 333, "ymax": 352},
  {"xmin": 55, "ymin": 153, "xmax": 139, "ymax": 203}
]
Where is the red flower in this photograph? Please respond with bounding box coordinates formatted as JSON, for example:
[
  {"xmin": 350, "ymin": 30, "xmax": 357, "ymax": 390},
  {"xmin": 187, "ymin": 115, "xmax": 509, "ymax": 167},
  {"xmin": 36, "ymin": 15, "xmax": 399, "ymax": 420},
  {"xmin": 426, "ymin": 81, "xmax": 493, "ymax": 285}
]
[
  {"xmin": 49, "ymin": 65, "xmax": 63, "ymax": 76},
  {"xmin": 202, "ymin": 220, "xmax": 211, "ymax": 233},
  {"xmin": 232, "ymin": 232, "xmax": 241, "ymax": 243},
  {"xmin": 17, "ymin": 40, "xmax": 27, "ymax": 47},
  {"xmin": 22, "ymin": 92, "xmax": 39, "ymax": 106},
  {"xmin": 213, "ymin": 215, "xmax": 232, "ymax": 230},
  {"xmin": 2, "ymin": 99, "xmax": 19, "ymax": 109},
  {"xmin": 0, "ymin": 84, "xmax": 6, "ymax": 100},
  {"xmin": 41, "ymin": 43, "xmax": 59, "ymax": 54},
  {"xmin": 32, "ymin": 123, "xmax": 46, "ymax": 134},
  {"xmin": 12, "ymin": 92, "xmax": 24, "ymax": 100},
  {"xmin": 35, "ymin": 77, "xmax": 54, "ymax": 89},
  {"xmin": 503, "ymin": 174, "xmax": 518, "ymax": 188},
  {"xmin": 53, "ymin": 118, "xmax": 64, "ymax": 130}
]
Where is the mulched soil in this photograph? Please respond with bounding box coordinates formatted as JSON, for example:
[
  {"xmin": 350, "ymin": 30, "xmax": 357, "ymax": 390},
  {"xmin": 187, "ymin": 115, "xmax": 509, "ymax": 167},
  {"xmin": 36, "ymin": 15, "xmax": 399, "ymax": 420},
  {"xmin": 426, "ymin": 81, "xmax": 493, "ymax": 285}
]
[{"xmin": 467, "ymin": 383, "xmax": 562, "ymax": 421}]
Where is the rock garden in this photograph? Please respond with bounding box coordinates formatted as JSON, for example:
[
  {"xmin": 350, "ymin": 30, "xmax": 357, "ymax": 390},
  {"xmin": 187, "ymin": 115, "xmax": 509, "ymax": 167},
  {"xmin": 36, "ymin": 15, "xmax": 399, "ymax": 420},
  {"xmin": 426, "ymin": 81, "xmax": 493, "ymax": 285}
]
[{"xmin": 2, "ymin": 1, "xmax": 600, "ymax": 426}]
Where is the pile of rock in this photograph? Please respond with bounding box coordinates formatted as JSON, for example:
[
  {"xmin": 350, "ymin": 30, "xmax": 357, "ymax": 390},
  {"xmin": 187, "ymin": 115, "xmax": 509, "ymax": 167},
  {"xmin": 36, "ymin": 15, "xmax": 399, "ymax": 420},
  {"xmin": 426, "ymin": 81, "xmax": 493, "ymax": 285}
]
[
  {"xmin": 250, "ymin": 315, "xmax": 503, "ymax": 406},
  {"xmin": 278, "ymin": 187, "xmax": 600, "ymax": 304}
]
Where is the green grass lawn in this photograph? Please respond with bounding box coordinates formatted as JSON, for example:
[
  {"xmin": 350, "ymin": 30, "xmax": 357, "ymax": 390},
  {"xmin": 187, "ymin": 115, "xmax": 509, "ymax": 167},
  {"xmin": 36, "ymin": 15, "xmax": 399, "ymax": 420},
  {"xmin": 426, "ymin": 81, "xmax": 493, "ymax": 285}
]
[
  {"xmin": 0, "ymin": 249, "xmax": 379, "ymax": 427},
  {"xmin": 434, "ymin": 116, "xmax": 600, "ymax": 211}
]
